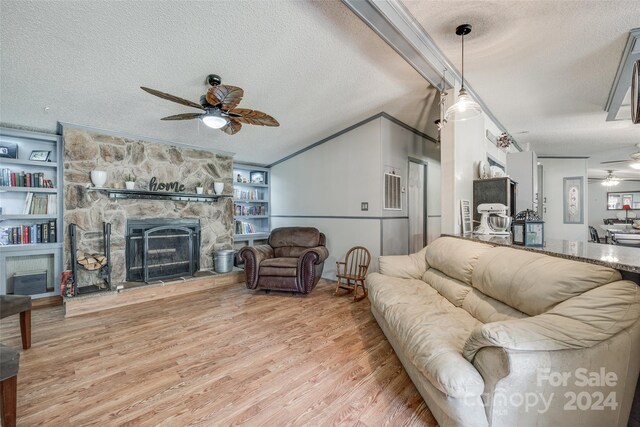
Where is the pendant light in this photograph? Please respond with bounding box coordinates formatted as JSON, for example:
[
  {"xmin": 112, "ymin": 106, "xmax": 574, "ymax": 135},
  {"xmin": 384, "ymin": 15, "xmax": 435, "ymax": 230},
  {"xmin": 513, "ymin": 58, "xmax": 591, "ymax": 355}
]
[{"xmin": 445, "ymin": 24, "xmax": 482, "ymax": 122}]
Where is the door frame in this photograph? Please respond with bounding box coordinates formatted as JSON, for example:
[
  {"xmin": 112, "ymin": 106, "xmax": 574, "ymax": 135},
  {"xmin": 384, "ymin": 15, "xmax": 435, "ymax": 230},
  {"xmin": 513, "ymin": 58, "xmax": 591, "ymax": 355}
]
[{"xmin": 408, "ymin": 157, "xmax": 429, "ymax": 251}]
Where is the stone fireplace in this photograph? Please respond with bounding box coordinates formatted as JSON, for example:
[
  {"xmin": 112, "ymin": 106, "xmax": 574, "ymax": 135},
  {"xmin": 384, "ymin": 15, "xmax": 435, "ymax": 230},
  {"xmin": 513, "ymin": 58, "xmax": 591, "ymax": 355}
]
[
  {"xmin": 63, "ymin": 128, "xmax": 234, "ymax": 287},
  {"xmin": 126, "ymin": 218, "xmax": 200, "ymax": 283}
]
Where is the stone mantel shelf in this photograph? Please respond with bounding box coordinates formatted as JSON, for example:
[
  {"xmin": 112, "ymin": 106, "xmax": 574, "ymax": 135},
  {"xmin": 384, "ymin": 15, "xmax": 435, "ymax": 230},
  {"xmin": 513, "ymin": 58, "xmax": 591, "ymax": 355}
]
[{"xmin": 88, "ymin": 187, "xmax": 232, "ymax": 203}]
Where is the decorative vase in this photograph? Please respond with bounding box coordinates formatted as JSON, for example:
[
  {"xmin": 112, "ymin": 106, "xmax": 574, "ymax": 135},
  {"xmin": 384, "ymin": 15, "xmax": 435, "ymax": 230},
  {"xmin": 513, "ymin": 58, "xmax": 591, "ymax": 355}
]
[
  {"xmin": 125, "ymin": 181, "xmax": 135, "ymax": 190},
  {"xmin": 196, "ymin": 187, "xmax": 204, "ymax": 194},
  {"xmin": 213, "ymin": 182, "xmax": 224, "ymax": 195},
  {"xmin": 90, "ymin": 170, "xmax": 107, "ymax": 188}
]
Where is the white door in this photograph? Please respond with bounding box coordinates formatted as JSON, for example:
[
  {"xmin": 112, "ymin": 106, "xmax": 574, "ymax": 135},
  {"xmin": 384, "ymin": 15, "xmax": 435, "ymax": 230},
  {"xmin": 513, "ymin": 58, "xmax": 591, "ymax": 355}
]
[{"xmin": 408, "ymin": 161, "xmax": 426, "ymax": 253}]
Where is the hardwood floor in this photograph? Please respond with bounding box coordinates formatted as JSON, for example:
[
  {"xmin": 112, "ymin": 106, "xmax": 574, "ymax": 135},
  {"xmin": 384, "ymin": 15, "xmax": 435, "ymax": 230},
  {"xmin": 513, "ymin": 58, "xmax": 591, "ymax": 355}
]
[{"xmin": 0, "ymin": 280, "xmax": 437, "ymax": 426}]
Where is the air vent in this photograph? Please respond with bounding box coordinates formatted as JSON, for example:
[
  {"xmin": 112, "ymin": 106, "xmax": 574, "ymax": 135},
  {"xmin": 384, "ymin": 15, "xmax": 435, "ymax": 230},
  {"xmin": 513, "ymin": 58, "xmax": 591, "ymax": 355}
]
[{"xmin": 384, "ymin": 172, "xmax": 402, "ymax": 210}]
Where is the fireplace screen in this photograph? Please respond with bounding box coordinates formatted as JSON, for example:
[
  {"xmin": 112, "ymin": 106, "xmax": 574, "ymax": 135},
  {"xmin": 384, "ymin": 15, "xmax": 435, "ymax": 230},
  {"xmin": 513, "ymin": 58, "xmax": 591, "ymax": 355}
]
[{"xmin": 126, "ymin": 219, "xmax": 200, "ymax": 282}]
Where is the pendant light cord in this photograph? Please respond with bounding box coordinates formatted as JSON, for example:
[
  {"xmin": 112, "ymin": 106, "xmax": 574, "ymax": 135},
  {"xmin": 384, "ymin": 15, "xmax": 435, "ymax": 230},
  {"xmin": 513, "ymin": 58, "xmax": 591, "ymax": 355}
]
[{"xmin": 461, "ymin": 33, "xmax": 465, "ymax": 90}]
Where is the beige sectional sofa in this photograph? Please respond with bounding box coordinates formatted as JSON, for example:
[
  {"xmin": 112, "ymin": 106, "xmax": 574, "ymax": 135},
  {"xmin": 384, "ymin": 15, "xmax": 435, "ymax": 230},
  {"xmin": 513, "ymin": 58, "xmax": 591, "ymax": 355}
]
[{"xmin": 366, "ymin": 236, "xmax": 640, "ymax": 427}]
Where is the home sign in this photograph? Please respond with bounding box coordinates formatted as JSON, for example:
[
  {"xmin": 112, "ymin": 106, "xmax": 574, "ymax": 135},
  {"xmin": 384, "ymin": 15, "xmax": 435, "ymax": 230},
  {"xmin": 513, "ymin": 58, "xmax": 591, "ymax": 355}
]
[{"xmin": 149, "ymin": 176, "xmax": 185, "ymax": 192}]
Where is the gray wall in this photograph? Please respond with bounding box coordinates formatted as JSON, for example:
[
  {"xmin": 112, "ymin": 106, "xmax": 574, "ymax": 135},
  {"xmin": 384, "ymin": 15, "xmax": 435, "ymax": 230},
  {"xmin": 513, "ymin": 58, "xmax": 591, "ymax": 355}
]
[{"xmin": 271, "ymin": 116, "xmax": 440, "ymax": 279}]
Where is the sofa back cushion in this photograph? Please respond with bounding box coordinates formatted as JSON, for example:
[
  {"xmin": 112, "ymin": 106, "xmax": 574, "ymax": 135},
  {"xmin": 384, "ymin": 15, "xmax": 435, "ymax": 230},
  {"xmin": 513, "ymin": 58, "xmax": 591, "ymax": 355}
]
[
  {"xmin": 462, "ymin": 289, "xmax": 528, "ymax": 323},
  {"xmin": 423, "ymin": 269, "xmax": 471, "ymax": 307},
  {"xmin": 471, "ymin": 246, "xmax": 622, "ymax": 316},
  {"xmin": 425, "ymin": 237, "xmax": 493, "ymax": 285},
  {"xmin": 269, "ymin": 227, "xmax": 325, "ymax": 258}
]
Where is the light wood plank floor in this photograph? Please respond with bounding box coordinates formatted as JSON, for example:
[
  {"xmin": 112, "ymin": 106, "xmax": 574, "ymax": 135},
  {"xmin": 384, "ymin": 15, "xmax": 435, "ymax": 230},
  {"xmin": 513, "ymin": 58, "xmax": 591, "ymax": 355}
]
[{"xmin": 0, "ymin": 280, "xmax": 438, "ymax": 426}]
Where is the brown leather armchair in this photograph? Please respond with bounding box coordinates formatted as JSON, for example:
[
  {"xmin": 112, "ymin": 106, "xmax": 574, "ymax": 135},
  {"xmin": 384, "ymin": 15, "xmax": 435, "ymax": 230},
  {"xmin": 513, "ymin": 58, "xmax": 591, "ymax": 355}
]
[{"xmin": 239, "ymin": 227, "xmax": 329, "ymax": 294}]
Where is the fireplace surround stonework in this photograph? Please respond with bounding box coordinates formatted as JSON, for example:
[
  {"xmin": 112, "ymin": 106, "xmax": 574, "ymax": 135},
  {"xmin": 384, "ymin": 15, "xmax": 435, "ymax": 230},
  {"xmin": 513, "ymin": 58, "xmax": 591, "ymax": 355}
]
[{"xmin": 63, "ymin": 128, "xmax": 234, "ymax": 285}]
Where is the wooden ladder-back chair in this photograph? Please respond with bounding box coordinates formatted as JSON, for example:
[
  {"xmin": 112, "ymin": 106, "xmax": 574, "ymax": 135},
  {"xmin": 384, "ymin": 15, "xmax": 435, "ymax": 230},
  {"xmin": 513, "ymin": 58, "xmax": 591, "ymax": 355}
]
[{"xmin": 335, "ymin": 246, "xmax": 371, "ymax": 301}]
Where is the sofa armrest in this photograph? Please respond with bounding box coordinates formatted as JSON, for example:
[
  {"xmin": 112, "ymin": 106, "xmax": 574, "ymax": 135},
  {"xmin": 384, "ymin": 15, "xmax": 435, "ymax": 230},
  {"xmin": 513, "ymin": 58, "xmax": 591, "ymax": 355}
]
[
  {"xmin": 239, "ymin": 245, "xmax": 274, "ymax": 289},
  {"xmin": 378, "ymin": 246, "xmax": 428, "ymax": 279},
  {"xmin": 472, "ymin": 323, "xmax": 640, "ymax": 427},
  {"xmin": 463, "ymin": 280, "xmax": 640, "ymax": 361}
]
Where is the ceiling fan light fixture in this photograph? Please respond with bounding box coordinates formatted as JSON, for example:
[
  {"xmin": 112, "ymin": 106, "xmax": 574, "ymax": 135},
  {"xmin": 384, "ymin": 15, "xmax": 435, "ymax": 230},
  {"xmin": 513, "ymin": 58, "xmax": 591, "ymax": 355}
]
[
  {"xmin": 445, "ymin": 24, "xmax": 483, "ymax": 123},
  {"xmin": 201, "ymin": 113, "xmax": 228, "ymax": 129},
  {"xmin": 601, "ymin": 171, "xmax": 621, "ymax": 186}
]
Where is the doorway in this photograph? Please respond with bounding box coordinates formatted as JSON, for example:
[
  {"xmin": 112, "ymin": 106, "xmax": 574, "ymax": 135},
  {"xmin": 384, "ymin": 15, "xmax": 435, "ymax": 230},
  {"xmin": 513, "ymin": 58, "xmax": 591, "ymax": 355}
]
[{"xmin": 408, "ymin": 159, "xmax": 427, "ymax": 253}]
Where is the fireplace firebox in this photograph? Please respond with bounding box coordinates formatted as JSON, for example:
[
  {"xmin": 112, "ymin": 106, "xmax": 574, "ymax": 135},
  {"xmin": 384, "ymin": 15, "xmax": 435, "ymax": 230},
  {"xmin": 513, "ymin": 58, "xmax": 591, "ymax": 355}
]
[{"xmin": 126, "ymin": 219, "xmax": 200, "ymax": 282}]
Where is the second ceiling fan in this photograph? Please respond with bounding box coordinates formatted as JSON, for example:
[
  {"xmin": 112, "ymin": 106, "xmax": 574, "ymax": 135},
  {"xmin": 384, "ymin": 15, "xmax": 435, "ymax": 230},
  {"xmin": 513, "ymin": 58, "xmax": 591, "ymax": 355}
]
[{"xmin": 141, "ymin": 74, "xmax": 279, "ymax": 135}]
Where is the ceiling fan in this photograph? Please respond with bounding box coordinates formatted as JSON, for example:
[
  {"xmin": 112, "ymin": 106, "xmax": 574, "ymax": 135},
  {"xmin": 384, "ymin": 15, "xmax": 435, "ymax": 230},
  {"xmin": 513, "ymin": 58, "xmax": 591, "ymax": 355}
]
[
  {"xmin": 141, "ymin": 74, "xmax": 279, "ymax": 135},
  {"xmin": 600, "ymin": 143, "xmax": 640, "ymax": 170}
]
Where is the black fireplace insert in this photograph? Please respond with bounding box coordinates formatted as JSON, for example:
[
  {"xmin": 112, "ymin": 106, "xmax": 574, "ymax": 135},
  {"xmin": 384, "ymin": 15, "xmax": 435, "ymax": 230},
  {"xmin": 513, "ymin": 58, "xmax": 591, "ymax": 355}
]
[{"xmin": 126, "ymin": 218, "xmax": 200, "ymax": 282}]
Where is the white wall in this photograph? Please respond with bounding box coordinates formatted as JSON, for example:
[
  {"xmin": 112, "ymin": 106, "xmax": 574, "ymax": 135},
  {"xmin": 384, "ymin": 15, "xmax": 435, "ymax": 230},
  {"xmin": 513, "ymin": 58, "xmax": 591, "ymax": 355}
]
[
  {"xmin": 539, "ymin": 158, "xmax": 589, "ymax": 241},
  {"xmin": 588, "ymin": 180, "xmax": 640, "ymax": 229},
  {"xmin": 271, "ymin": 115, "xmax": 440, "ymax": 279},
  {"xmin": 440, "ymin": 82, "xmax": 509, "ymax": 234}
]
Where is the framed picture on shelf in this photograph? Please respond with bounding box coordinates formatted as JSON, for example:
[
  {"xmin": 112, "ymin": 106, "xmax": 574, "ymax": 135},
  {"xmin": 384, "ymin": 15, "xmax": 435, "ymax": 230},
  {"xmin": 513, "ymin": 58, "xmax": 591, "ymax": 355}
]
[
  {"xmin": 29, "ymin": 150, "xmax": 51, "ymax": 161},
  {"xmin": 250, "ymin": 171, "xmax": 265, "ymax": 184},
  {"xmin": 0, "ymin": 141, "xmax": 17, "ymax": 159}
]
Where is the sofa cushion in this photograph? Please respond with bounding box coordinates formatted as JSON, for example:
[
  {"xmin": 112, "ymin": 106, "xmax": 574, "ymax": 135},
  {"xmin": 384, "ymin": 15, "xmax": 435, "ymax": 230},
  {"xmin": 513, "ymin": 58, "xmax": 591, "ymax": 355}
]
[
  {"xmin": 425, "ymin": 237, "xmax": 492, "ymax": 285},
  {"xmin": 367, "ymin": 273, "xmax": 485, "ymax": 399},
  {"xmin": 367, "ymin": 273, "xmax": 438, "ymax": 315},
  {"xmin": 471, "ymin": 247, "xmax": 623, "ymax": 316},
  {"xmin": 423, "ymin": 269, "xmax": 471, "ymax": 307},
  {"xmin": 379, "ymin": 246, "xmax": 428, "ymax": 279},
  {"xmin": 260, "ymin": 257, "xmax": 298, "ymax": 277},
  {"xmin": 463, "ymin": 280, "xmax": 640, "ymax": 360},
  {"xmin": 384, "ymin": 295, "xmax": 485, "ymax": 398},
  {"xmin": 462, "ymin": 289, "xmax": 528, "ymax": 323}
]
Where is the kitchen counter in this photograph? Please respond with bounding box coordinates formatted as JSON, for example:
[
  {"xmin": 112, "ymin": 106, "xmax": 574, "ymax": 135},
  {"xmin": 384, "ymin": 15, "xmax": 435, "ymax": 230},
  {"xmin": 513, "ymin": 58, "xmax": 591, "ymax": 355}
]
[{"xmin": 444, "ymin": 233, "xmax": 640, "ymax": 275}]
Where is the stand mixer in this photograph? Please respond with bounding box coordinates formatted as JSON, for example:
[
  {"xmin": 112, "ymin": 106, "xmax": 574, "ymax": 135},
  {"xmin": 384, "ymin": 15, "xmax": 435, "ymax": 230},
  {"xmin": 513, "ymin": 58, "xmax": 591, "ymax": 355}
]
[{"xmin": 474, "ymin": 203, "xmax": 512, "ymax": 235}]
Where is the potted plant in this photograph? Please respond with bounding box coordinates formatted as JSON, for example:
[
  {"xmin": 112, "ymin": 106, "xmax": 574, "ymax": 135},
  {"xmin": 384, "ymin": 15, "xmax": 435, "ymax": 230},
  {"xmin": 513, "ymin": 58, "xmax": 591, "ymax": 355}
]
[
  {"xmin": 195, "ymin": 181, "xmax": 204, "ymax": 194},
  {"xmin": 124, "ymin": 173, "xmax": 136, "ymax": 190}
]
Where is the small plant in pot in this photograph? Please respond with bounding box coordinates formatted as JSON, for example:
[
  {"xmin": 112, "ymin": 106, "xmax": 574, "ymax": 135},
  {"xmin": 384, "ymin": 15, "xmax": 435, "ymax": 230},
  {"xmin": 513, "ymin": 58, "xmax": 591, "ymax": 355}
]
[
  {"xmin": 124, "ymin": 173, "xmax": 136, "ymax": 190},
  {"xmin": 195, "ymin": 181, "xmax": 204, "ymax": 194}
]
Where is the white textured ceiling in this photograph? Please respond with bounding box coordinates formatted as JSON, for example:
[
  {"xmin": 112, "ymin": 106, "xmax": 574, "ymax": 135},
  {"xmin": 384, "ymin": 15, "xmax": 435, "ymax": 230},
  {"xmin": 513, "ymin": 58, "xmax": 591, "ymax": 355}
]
[
  {"xmin": 0, "ymin": 0, "xmax": 438, "ymax": 165},
  {"xmin": 401, "ymin": 0, "xmax": 640, "ymax": 177}
]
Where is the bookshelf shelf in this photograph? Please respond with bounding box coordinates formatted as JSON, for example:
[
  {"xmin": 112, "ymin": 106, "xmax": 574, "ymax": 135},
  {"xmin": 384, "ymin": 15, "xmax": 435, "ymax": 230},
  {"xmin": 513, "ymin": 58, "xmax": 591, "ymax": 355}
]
[
  {"xmin": 0, "ymin": 214, "xmax": 57, "ymax": 221},
  {"xmin": 0, "ymin": 242, "xmax": 63, "ymax": 252},
  {"xmin": 233, "ymin": 199, "xmax": 269, "ymax": 204},
  {"xmin": 0, "ymin": 186, "xmax": 57, "ymax": 193},
  {"xmin": 0, "ymin": 158, "xmax": 58, "ymax": 168},
  {"xmin": 234, "ymin": 215, "xmax": 268, "ymax": 220},
  {"xmin": 234, "ymin": 182, "xmax": 268, "ymax": 188}
]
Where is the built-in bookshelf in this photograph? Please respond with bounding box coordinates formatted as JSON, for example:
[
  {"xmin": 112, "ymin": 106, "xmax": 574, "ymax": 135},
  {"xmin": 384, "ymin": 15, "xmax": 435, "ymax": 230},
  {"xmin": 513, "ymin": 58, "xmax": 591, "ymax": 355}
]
[
  {"xmin": 233, "ymin": 164, "xmax": 270, "ymax": 247},
  {"xmin": 0, "ymin": 128, "xmax": 63, "ymax": 298}
]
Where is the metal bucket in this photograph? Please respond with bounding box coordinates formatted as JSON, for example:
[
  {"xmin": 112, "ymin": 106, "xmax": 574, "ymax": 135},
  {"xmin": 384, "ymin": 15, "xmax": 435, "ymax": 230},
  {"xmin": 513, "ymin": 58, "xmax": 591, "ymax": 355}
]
[{"xmin": 213, "ymin": 250, "xmax": 235, "ymax": 273}]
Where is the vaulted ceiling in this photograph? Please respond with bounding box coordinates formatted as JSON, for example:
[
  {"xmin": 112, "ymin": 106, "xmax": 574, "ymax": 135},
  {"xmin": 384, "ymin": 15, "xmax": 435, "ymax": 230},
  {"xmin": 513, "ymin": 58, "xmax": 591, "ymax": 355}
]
[
  {"xmin": 400, "ymin": 0, "xmax": 640, "ymax": 178},
  {"xmin": 3, "ymin": 1, "xmax": 639, "ymax": 175},
  {"xmin": 0, "ymin": 1, "xmax": 438, "ymax": 165}
]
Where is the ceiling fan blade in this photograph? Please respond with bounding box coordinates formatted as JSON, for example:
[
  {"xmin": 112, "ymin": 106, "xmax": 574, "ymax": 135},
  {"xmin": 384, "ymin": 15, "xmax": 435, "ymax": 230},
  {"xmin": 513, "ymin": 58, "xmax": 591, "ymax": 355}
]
[
  {"xmin": 208, "ymin": 85, "xmax": 244, "ymax": 110},
  {"xmin": 600, "ymin": 160, "xmax": 630, "ymax": 164},
  {"xmin": 141, "ymin": 86, "xmax": 204, "ymax": 110},
  {"xmin": 221, "ymin": 119, "xmax": 242, "ymax": 135},
  {"xmin": 161, "ymin": 113, "xmax": 203, "ymax": 121},
  {"xmin": 230, "ymin": 108, "xmax": 280, "ymax": 127}
]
